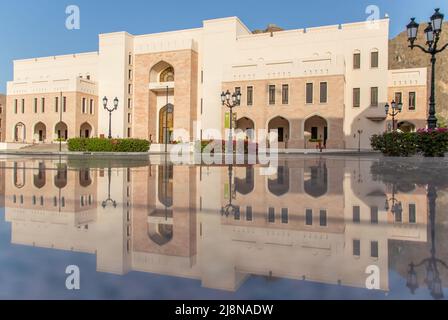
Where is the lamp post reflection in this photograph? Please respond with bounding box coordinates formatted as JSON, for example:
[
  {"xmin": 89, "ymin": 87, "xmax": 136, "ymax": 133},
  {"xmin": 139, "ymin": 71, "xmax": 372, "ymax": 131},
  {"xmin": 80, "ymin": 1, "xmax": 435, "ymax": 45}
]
[
  {"xmin": 102, "ymin": 167, "xmax": 117, "ymax": 209},
  {"xmin": 385, "ymin": 183, "xmax": 403, "ymax": 220},
  {"xmin": 220, "ymin": 165, "xmax": 240, "ymax": 218},
  {"xmin": 407, "ymin": 184, "xmax": 447, "ymax": 300}
]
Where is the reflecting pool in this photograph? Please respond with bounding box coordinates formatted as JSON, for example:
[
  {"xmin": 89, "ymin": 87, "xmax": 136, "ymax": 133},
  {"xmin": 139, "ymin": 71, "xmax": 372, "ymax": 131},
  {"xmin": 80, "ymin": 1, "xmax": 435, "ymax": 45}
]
[{"xmin": 0, "ymin": 155, "xmax": 447, "ymax": 300}]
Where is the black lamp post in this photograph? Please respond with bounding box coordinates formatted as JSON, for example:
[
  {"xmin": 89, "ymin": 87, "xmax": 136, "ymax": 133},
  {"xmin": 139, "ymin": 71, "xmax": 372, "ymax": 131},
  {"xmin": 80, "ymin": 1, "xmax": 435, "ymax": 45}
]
[
  {"xmin": 385, "ymin": 100, "xmax": 403, "ymax": 132},
  {"xmin": 220, "ymin": 165, "xmax": 240, "ymax": 218},
  {"xmin": 407, "ymin": 8, "xmax": 448, "ymax": 130},
  {"xmin": 103, "ymin": 96, "xmax": 119, "ymax": 139},
  {"xmin": 221, "ymin": 90, "xmax": 241, "ymax": 151},
  {"xmin": 102, "ymin": 167, "xmax": 117, "ymax": 209},
  {"xmin": 407, "ymin": 185, "xmax": 447, "ymax": 300}
]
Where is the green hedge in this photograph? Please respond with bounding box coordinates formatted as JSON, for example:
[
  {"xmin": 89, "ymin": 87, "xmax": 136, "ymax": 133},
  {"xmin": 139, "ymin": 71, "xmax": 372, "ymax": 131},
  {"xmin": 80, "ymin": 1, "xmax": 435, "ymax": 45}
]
[
  {"xmin": 68, "ymin": 138, "xmax": 150, "ymax": 153},
  {"xmin": 371, "ymin": 128, "xmax": 448, "ymax": 157}
]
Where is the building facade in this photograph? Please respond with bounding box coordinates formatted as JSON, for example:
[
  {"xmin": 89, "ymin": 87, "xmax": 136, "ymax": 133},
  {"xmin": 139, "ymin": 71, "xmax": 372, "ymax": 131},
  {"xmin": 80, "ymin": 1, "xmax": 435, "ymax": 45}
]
[
  {"xmin": 5, "ymin": 17, "xmax": 428, "ymax": 149},
  {"xmin": 0, "ymin": 94, "xmax": 5, "ymax": 142}
]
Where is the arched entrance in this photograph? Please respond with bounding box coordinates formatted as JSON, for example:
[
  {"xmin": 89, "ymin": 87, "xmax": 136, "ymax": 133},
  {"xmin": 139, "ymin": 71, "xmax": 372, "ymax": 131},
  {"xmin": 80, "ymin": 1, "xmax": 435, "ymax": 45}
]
[
  {"xmin": 55, "ymin": 122, "xmax": 68, "ymax": 140},
  {"xmin": 159, "ymin": 104, "xmax": 174, "ymax": 144},
  {"xmin": 34, "ymin": 122, "xmax": 46, "ymax": 143},
  {"xmin": 268, "ymin": 117, "xmax": 290, "ymax": 148},
  {"xmin": 398, "ymin": 121, "xmax": 416, "ymax": 133},
  {"xmin": 150, "ymin": 61, "xmax": 175, "ymax": 83},
  {"xmin": 80, "ymin": 122, "xmax": 93, "ymax": 138},
  {"xmin": 14, "ymin": 123, "xmax": 26, "ymax": 142},
  {"xmin": 304, "ymin": 116, "xmax": 328, "ymax": 149},
  {"xmin": 236, "ymin": 117, "xmax": 255, "ymax": 140}
]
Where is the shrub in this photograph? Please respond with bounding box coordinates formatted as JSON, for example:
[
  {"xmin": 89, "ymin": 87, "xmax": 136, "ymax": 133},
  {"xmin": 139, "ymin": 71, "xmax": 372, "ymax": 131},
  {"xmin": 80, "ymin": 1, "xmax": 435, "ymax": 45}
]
[
  {"xmin": 68, "ymin": 138, "xmax": 150, "ymax": 153},
  {"xmin": 371, "ymin": 129, "xmax": 448, "ymax": 157}
]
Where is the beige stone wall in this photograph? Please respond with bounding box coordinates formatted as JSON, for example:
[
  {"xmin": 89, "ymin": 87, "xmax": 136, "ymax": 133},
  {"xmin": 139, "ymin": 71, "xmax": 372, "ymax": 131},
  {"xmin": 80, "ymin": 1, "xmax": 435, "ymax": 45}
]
[
  {"xmin": 387, "ymin": 85, "xmax": 428, "ymax": 130},
  {"xmin": 0, "ymin": 94, "xmax": 5, "ymax": 142},
  {"xmin": 5, "ymin": 92, "xmax": 98, "ymax": 143},
  {"xmin": 222, "ymin": 75, "xmax": 345, "ymax": 149},
  {"xmin": 133, "ymin": 50, "xmax": 198, "ymax": 142}
]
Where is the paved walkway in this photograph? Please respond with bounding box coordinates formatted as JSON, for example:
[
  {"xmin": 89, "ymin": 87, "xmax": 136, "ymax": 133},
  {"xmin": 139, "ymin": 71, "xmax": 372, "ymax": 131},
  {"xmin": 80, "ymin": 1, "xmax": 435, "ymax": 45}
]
[{"xmin": 19, "ymin": 143, "xmax": 68, "ymax": 152}]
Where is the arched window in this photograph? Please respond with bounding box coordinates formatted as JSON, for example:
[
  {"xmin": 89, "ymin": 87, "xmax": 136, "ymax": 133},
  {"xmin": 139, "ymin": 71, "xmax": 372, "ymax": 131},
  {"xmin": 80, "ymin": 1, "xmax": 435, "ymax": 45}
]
[{"xmin": 160, "ymin": 67, "xmax": 175, "ymax": 82}]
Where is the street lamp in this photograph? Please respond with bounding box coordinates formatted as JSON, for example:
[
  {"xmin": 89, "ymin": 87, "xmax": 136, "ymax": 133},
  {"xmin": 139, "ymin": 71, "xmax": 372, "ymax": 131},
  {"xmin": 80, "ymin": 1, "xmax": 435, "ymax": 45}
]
[
  {"xmin": 385, "ymin": 100, "xmax": 403, "ymax": 132},
  {"xmin": 407, "ymin": 8, "xmax": 448, "ymax": 129},
  {"xmin": 221, "ymin": 90, "xmax": 241, "ymax": 151},
  {"xmin": 103, "ymin": 96, "xmax": 119, "ymax": 139}
]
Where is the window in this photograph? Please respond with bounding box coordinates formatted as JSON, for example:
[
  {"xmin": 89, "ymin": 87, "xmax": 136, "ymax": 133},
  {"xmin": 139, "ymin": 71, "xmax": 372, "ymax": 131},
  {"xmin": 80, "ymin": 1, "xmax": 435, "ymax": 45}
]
[
  {"xmin": 320, "ymin": 210, "xmax": 327, "ymax": 227},
  {"xmin": 14, "ymin": 99, "xmax": 18, "ymax": 114},
  {"xmin": 247, "ymin": 86, "xmax": 253, "ymax": 106},
  {"xmin": 306, "ymin": 83, "xmax": 313, "ymax": 104},
  {"xmin": 409, "ymin": 204, "xmax": 416, "ymax": 223},
  {"xmin": 353, "ymin": 240, "xmax": 361, "ymax": 256},
  {"xmin": 55, "ymin": 97, "xmax": 59, "ymax": 113},
  {"xmin": 160, "ymin": 67, "xmax": 174, "ymax": 82},
  {"xmin": 282, "ymin": 84, "xmax": 289, "ymax": 104},
  {"xmin": 200, "ymin": 99, "xmax": 203, "ymax": 114},
  {"xmin": 41, "ymin": 98, "xmax": 45, "ymax": 113},
  {"xmin": 371, "ymin": 241, "xmax": 379, "ymax": 258},
  {"xmin": 281, "ymin": 208, "xmax": 289, "ymax": 224},
  {"xmin": 128, "ymin": 98, "xmax": 132, "ymax": 109},
  {"xmin": 395, "ymin": 92, "xmax": 402, "ymax": 104},
  {"xmin": 371, "ymin": 51, "xmax": 379, "ymax": 68},
  {"xmin": 268, "ymin": 207, "xmax": 275, "ymax": 223},
  {"xmin": 128, "ymin": 53, "xmax": 132, "ymax": 65},
  {"xmin": 409, "ymin": 92, "xmax": 416, "ymax": 110},
  {"xmin": 86, "ymin": 75, "xmax": 91, "ymax": 80},
  {"xmin": 63, "ymin": 97, "xmax": 67, "ymax": 112},
  {"xmin": 128, "ymin": 84, "xmax": 132, "ymax": 94},
  {"xmin": 82, "ymin": 98, "xmax": 86, "ymax": 113},
  {"xmin": 234, "ymin": 208, "xmax": 241, "ymax": 220},
  {"xmin": 128, "ymin": 113, "xmax": 132, "ymax": 124},
  {"xmin": 353, "ymin": 206, "xmax": 361, "ymax": 223},
  {"xmin": 269, "ymin": 85, "xmax": 276, "ymax": 105},
  {"xmin": 127, "ymin": 127, "xmax": 131, "ymax": 138},
  {"xmin": 246, "ymin": 206, "xmax": 253, "ymax": 221},
  {"xmin": 320, "ymin": 82, "xmax": 328, "ymax": 103},
  {"xmin": 370, "ymin": 87, "xmax": 378, "ymax": 107},
  {"xmin": 353, "ymin": 88, "xmax": 361, "ymax": 108},
  {"xmin": 371, "ymin": 206, "xmax": 379, "ymax": 224},
  {"xmin": 128, "ymin": 69, "xmax": 132, "ymax": 80},
  {"xmin": 305, "ymin": 209, "xmax": 313, "ymax": 225},
  {"xmin": 21, "ymin": 99, "xmax": 25, "ymax": 113},
  {"xmin": 34, "ymin": 98, "xmax": 38, "ymax": 113},
  {"xmin": 89, "ymin": 99, "xmax": 94, "ymax": 114},
  {"xmin": 353, "ymin": 53, "xmax": 361, "ymax": 69}
]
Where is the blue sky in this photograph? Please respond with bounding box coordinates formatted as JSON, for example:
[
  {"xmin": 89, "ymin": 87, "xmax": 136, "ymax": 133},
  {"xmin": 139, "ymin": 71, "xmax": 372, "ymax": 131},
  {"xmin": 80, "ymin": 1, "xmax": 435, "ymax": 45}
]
[{"xmin": 0, "ymin": 0, "xmax": 446, "ymax": 93}]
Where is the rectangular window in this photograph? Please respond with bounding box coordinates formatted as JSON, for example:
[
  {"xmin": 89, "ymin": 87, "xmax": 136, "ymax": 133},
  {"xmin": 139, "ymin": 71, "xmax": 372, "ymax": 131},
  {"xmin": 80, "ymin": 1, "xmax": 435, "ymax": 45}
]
[
  {"xmin": 305, "ymin": 209, "xmax": 313, "ymax": 226},
  {"xmin": 409, "ymin": 92, "xmax": 416, "ymax": 110},
  {"xmin": 128, "ymin": 98, "xmax": 132, "ymax": 109},
  {"xmin": 246, "ymin": 206, "xmax": 253, "ymax": 221},
  {"xmin": 34, "ymin": 98, "xmax": 38, "ymax": 113},
  {"xmin": 55, "ymin": 97, "xmax": 59, "ymax": 113},
  {"xmin": 63, "ymin": 97, "xmax": 67, "ymax": 112},
  {"xmin": 89, "ymin": 99, "xmax": 94, "ymax": 114},
  {"xmin": 14, "ymin": 99, "xmax": 17, "ymax": 114},
  {"xmin": 354, "ymin": 53, "xmax": 361, "ymax": 69},
  {"xmin": 306, "ymin": 83, "xmax": 314, "ymax": 104},
  {"xmin": 371, "ymin": 51, "xmax": 379, "ymax": 68},
  {"xmin": 128, "ymin": 69, "xmax": 132, "ymax": 80},
  {"xmin": 281, "ymin": 208, "xmax": 289, "ymax": 224},
  {"xmin": 268, "ymin": 207, "xmax": 275, "ymax": 223},
  {"xmin": 128, "ymin": 84, "xmax": 132, "ymax": 94},
  {"xmin": 353, "ymin": 88, "xmax": 361, "ymax": 108},
  {"xmin": 371, "ymin": 87, "xmax": 378, "ymax": 107},
  {"xmin": 409, "ymin": 204, "xmax": 416, "ymax": 223},
  {"xmin": 128, "ymin": 113, "xmax": 132, "ymax": 124},
  {"xmin": 395, "ymin": 92, "xmax": 403, "ymax": 104},
  {"xmin": 371, "ymin": 206, "xmax": 379, "ymax": 224},
  {"xmin": 21, "ymin": 99, "xmax": 25, "ymax": 113},
  {"xmin": 269, "ymin": 85, "xmax": 276, "ymax": 105},
  {"xmin": 371, "ymin": 241, "xmax": 379, "ymax": 258},
  {"xmin": 353, "ymin": 240, "xmax": 361, "ymax": 256},
  {"xmin": 234, "ymin": 207, "xmax": 241, "ymax": 220},
  {"xmin": 41, "ymin": 98, "xmax": 45, "ymax": 113},
  {"xmin": 353, "ymin": 206, "xmax": 361, "ymax": 223},
  {"xmin": 127, "ymin": 127, "xmax": 131, "ymax": 138},
  {"xmin": 320, "ymin": 82, "xmax": 328, "ymax": 103},
  {"xmin": 320, "ymin": 210, "xmax": 327, "ymax": 227},
  {"xmin": 200, "ymin": 99, "xmax": 203, "ymax": 114},
  {"xmin": 247, "ymin": 86, "xmax": 253, "ymax": 106},
  {"xmin": 282, "ymin": 84, "xmax": 289, "ymax": 104},
  {"xmin": 128, "ymin": 54, "xmax": 132, "ymax": 65},
  {"xmin": 82, "ymin": 98, "xmax": 86, "ymax": 113}
]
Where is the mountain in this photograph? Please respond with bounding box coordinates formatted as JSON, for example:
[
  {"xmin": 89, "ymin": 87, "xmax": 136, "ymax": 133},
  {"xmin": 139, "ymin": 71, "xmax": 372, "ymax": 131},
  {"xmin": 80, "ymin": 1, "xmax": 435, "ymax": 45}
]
[{"xmin": 389, "ymin": 22, "xmax": 448, "ymax": 121}]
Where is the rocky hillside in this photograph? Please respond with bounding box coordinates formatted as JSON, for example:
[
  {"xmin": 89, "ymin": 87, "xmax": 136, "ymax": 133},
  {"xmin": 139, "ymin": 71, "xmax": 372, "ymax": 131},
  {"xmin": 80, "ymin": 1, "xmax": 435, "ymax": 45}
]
[{"xmin": 389, "ymin": 22, "xmax": 448, "ymax": 120}]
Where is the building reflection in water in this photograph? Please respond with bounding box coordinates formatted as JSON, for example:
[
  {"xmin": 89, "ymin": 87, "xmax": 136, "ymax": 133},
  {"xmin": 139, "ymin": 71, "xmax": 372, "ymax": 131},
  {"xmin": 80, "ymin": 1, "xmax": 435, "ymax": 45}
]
[{"xmin": 1, "ymin": 157, "xmax": 444, "ymax": 297}]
